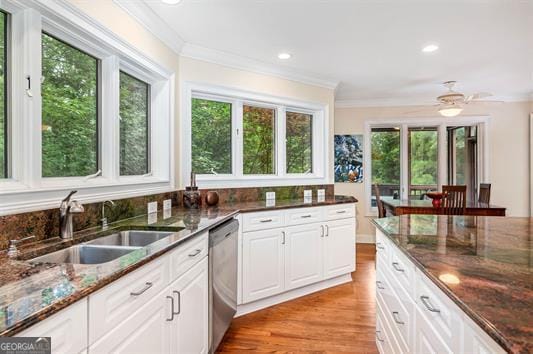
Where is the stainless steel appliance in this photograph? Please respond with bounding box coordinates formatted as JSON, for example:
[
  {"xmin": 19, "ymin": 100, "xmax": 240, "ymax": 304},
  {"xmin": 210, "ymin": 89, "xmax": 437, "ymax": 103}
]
[{"xmin": 208, "ymin": 219, "xmax": 238, "ymax": 353}]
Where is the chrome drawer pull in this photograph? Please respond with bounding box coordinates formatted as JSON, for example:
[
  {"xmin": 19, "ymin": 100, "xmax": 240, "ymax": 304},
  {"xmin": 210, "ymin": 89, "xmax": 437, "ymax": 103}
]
[
  {"xmin": 392, "ymin": 311, "xmax": 405, "ymax": 325},
  {"xmin": 130, "ymin": 282, "xmax": 153, "ymax": 296},
  {"xmin": 166, "ymin": 295, "xmax": 175, "ymax": 321},
  {"xmin": 282, "ymin": 231, "xmax": 286, "ymax": 245},
  {"xmin": 260, "ymin": 219, "xmax": 273, "ymax": 223},
  {"xmin": 420, "ymin": 295, "xmax": 441, "ymax": 313},
  {"xmin": 320, "ymin": 225, "xmax": 324, "ymax": 237},
  {"xmin": 301, "ymin": 214, "xmax": 312, "ymax": 218},
  {"xmin": 188, "ymin": 249, "xmax": 202, "ymax": 257},
  {"xmin": 376, "ymin": 281, "xmax": 385, "ymax": 290},
  {"xmin": 336, "ymin": 210, "xmax": 347, "ymax": 214},
  {"xmin": 173, "ymin": 290, "xmax": 181, "ymax": 315},
  {"xmin": 376, "ymin": 330, "xmax": 385, "ymax": 342},
  {"xmin": 325, "ymin": 225, "xmax": 329, "ymax": 236},
  {"xmin": 392, "ymin": 262, "xmax": 405, "ymax": 272},
  {"xmin": 376, "ymin": 243, "xmax": 385, "ymax": 250}
]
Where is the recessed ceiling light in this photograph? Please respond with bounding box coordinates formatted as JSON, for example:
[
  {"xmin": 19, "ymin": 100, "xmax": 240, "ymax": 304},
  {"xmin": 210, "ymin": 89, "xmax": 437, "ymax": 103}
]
[
  {"xmin": 162, "ymin": 0, "xmax": 182, "ymax": 4},
  {"xmin": 422, "ymin": 44, "xmax": 439, "ymax": 53},
  {"xmin": 277, "ymin": 53, "xmax": 291, "ymax": 60}
]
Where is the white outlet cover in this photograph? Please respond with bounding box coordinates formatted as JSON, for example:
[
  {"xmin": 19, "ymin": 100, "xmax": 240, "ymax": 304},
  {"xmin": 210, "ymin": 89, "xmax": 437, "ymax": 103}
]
[
  {"xmin": 304, "ymin": 190, "xmax": 312, "ymax": 198},
  {"xmin": 266, "ymin": 192, "xmax": 275, "ymax": 200},
  {"xmin": 163, "ymin": 199, "xmax": 172, "ymax": 210},
  {"xmin": 147, "ymin": 201, "xmax": 158, "ymax": 214},
  {"xmin": 317, "ymin": 189, "xmax": 325, "ymax": 197}
]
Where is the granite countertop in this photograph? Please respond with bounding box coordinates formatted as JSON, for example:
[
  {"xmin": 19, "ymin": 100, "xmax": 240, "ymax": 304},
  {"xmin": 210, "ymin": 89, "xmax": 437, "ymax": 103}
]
[
  {"xmin": 0, "ymin": 195, "xmax": 357, "ymax": 336},
  {"xmin": 370, "ymin": 215, "xmax": 532, "ymax": 354}
]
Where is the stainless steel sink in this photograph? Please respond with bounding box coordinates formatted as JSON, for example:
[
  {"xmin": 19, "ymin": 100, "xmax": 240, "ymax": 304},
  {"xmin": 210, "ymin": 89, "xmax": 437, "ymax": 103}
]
[
  {"xmin": 85, "ymin": 230, "xmax": 175, "ymax": 248},
  {"xmin": 30, "ymin": 245, "xmax": 141, "ymax": 265}
]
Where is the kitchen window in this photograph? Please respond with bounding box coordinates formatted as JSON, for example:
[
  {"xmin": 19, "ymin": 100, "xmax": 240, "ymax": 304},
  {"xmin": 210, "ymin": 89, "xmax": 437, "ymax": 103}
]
[
  {"xmin": 41, "ymin": 33, "xmax": 99, "ymax": 177},
  {"xmin": 185, "ymin": 83, "xmax": 328, "ymax": 187},
  {"xmin": 119, "ymin": 71, "xmax": 150, "ymax": 176},
  {"xmin": 0, "ymin": 1, "xmax": 174, "ymax": 215}
]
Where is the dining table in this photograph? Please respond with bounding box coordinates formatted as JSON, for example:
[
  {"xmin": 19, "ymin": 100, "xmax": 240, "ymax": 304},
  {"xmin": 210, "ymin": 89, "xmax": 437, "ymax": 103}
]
[{"xmin": 381, "ymin": 198, "xmax": 506, "ymax": 216}]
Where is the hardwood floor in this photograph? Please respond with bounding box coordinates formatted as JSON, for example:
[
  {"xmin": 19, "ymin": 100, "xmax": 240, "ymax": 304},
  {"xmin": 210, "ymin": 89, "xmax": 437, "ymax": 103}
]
[{"xmin": 217, "ymin": 244, "xmax": 378, "ymax": 353}]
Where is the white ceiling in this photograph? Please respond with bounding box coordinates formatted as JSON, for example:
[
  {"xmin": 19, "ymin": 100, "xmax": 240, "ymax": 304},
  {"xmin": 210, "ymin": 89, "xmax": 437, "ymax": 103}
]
[{"xmin": 138, "ymin": 0, "xmax": 533, "ymax": 105}]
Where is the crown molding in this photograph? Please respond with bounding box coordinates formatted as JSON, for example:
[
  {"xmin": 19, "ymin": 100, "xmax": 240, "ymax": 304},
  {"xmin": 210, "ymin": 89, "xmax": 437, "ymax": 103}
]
[
  {"xmin": 113, "ymin": 0, "xmax": 185, "ymax": 54},
  {"xmin": 335, "ymin": 93, "xmax": 533, "ymax": 108},
  {"xmin": 180, "ymin": 43, "xmax": 339, "ymax": 90}
]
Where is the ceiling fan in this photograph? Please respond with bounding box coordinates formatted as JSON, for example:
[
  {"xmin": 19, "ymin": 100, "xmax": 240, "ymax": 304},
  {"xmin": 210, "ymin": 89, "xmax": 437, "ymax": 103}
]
[{"xmin": 409, "ymin": 81, "xmax": 498, "ymax": 117}]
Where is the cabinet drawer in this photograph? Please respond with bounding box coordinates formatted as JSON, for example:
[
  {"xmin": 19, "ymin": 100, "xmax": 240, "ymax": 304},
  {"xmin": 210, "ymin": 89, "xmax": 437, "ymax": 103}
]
[
  {"xmin": 387, "ymin": 245, "xmax": 415, "ymax": 300},
  {"xmin": 415, "ymin": 271, "xmax": 462, "ymax": 352},
  {"xmin": 18, "ymin": 299, "xmax": 88, "ymax": 354},
  {"xmin": 285, "ymin": 207, "xmax": 323, "ymax": 226},
  {"xmin": 169, "ymin": 232, "xmax": 208, "ymax": 281},
  {"xmin": 324, "ymin": 203, "xmax": 355, "ymax": 221},
  {"xmin": 375, "ymin": 230, "xmax": 390, "ymax": 268},
  {"xmin": 88, "ymin": 257, "xmax": 169, "ymax": 344},
  {"xmin": 242, "ymin": 210, "xmax": 284, "ymax": 232}
]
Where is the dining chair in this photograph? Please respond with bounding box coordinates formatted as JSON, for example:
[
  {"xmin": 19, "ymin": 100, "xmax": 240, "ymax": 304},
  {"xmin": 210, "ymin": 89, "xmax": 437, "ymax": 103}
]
[
  {"xmin": 478, "ymin": 183, "xmax": 491, "ymax": 204},
  {"xmin": 374, "ymin": 184, "xmax": 387, "ymax": 218},
  {"xmin": 442, "ymin": 185, "xmax": 467, "ymax": 215}
]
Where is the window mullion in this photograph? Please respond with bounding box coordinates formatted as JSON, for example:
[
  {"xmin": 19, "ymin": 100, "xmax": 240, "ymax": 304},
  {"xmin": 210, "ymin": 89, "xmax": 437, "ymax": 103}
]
[
  {"xmin": 101, "ymin": 55, "xmax": 120, "ymax": 181},
  {"xmin": 234, "ymin": 100, "xmax": 243, "ymax": 178}
]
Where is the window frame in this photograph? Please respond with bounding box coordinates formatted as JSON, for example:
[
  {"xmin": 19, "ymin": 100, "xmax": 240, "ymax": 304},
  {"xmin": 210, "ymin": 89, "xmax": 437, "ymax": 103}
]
[
  {"xmin": 0, "ymin": 1, "xmax": 174, "ymax": 215},
  {"xmin": 364, "ymin": 116, "xmax": 490, "ymax": 216},
  {"xmin": 1, "ymin": 9, "xmax": 10, "ymax": 179},
  {"xmin": 183, "ymin": 82, "xmax": 328, "ymax": 188}
]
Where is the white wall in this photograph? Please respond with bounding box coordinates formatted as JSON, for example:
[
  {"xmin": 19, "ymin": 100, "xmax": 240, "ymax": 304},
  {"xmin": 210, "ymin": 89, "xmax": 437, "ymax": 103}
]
[{"xmin": 335, "ymin": 101, "xmax": 533, "ymax": 241}]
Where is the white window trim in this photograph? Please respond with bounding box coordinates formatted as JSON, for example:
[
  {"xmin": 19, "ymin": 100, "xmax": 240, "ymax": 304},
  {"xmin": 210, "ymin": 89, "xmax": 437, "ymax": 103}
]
[
  {"xmin": 0, "ymin": 0, "xmax": 175, "ymax": 216},
  {"xmin": 364, "ymin": 115, "xmax": 490, "ymax": 216},
  {"xmin": 181, "ymin": 81, "xmax": 329, "ymax": 188}
]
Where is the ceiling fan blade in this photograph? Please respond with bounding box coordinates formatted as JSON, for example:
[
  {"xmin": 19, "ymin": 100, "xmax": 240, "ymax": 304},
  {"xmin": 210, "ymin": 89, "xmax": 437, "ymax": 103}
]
[{"xmin": 467, "ymin": 99, "xmax": 504, "ymax": 105}]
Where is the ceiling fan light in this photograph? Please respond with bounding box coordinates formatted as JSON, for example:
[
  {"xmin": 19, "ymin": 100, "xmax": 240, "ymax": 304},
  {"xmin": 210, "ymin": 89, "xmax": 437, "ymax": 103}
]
[{"xmin": 438, "ymin": 105, "xmax": 463, "ymax": 117}]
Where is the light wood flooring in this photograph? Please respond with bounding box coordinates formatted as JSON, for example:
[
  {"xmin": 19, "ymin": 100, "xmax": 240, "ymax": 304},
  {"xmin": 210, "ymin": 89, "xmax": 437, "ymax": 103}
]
[{"xmin": 217, "ymin": 244, "xmax": 378, "ymax": 353}]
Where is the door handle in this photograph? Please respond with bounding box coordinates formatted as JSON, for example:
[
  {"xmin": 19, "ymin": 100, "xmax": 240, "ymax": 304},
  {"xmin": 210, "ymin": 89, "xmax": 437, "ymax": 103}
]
[
  {"xmin": 376, "ymin": 330, "xmax": 385, "ymax": 342},
  {"xmin": 173, "ymin": 290, "xmax": 181, "ymax": 315},
  {"xmin": 188, "ymin": 249, "xmax": 201, "ymax": 257},
  {"xmin": 420, "ymin": 295, "xmax": 440, "ymax": 313},
  {"xmin": 325, "ymin": 225, "xmax": 329, "ymax": 237},
  {"xmin": 376, "ymin": 281, "xmax": 385, "ymax": 290},
  {"xmin": 392, "ymin": 311, "xmax": 405, "ymax": 325},
  {"xmin": 301, "ymin": 214, "xmax": 312, "ymax": 218},
  {"xmin": 282, "ymin": 231, "xmax": 286, "ymax": 245},
  {"xmin": 260, "ymin": 219, "xmax": 273, "ymax": 223},
  {"xmin": 392, "ymin": 262, "xmax": 405, "ymax": 272},
  {"xmin": 320, "ymin": 225, "xmax": 324, "ymax": 237},
  {"xmin": 166, "ymin": 295, "xmax": 175, "ymax": 321}
]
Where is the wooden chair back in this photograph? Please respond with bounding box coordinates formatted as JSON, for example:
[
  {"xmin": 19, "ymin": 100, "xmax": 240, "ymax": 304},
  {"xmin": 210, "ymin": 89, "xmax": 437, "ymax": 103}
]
[
  {"xmin": 374, "ymin": 184, "xmax": 386, "ymax": 218},
  {"xmin": 478, "ymin": 183, "xmax": 491, "ymax": 204},
  {"xmin": 442, "ymin": 185, "xmax": 467, "ymax": 215}
]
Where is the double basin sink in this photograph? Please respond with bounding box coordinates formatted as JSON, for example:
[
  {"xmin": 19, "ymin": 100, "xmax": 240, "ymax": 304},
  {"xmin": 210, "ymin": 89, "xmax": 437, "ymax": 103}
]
[{"xmin": 30, "ymin": 230, "xmax": 177, "ymax": 265}]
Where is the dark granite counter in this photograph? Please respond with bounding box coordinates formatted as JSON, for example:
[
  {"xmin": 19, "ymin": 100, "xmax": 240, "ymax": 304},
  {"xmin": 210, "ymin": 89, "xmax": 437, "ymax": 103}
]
[
  {"xmin": 0, "ymin": 195, "xmax": 356, "ymax": 336},
  {"xmin": 370, "ymin": 215, "xmax": 532, "ymax": 354}
]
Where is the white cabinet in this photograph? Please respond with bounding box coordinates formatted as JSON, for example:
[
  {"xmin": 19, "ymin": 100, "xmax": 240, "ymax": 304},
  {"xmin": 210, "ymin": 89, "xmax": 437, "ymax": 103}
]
[
  {"xmin": 240, "ymin": 203, "xmax": 356, "ymax": 306},
  {"xmin": 414, "ymin": 306, "xmax": 453, "ymax": 354},
  {"xmin": 17, "ymin": 298, "xmax": 88, "ymax": 354},
  {"xmin": 169, "ymin": 257, "xmax": 209, "ymax": 354},
  {"xmin": 284, "ymin": 223, "xmax": 324, "ymax": 290},
  {"xmin": 242, "ymin": 228, "xmax": 285, "ymax": 303},
  {"xmin": 323, "ymin": 218, "xmax": 356, "ymax": 278},
  {"xmin": 89, "ymin": 287, "xmax": 172, "ymax": 354}
]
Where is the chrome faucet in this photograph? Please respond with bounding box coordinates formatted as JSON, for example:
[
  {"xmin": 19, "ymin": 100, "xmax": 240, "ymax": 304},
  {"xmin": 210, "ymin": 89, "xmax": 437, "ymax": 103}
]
[
  {"xmin": 59, "ymin": 190, "xmax": 84, "ymax": 239},
  {"xmin": 101, "ymin": 200, "xmax": 115, "ymax": 230}
]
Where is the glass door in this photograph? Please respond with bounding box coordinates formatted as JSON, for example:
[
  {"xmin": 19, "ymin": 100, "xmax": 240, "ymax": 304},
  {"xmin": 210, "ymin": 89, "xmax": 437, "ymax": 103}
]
[
  {"xmin": 371, "ymin": 127, "xmax": 401, "ymax": 206},
  {"xmin": 408, "ymin": 127, "xmax": 438, "ymax": 200},
  {"xmin": 448, "ymin": 126, "xmax": 478, "ymax": 201}
]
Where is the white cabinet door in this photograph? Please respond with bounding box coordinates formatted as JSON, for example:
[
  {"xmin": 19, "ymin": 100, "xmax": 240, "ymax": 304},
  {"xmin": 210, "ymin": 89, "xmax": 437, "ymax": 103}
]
[
  {"xmin": 169, "ymin": 257, "xmax": 209, "ymax": 354},
  {"xmin": 89, "ymin": 287, "xmax": 171, "ymax": 354},
  {"xmin": 242, "ymin": 228, "xmax": 285, "ymax": 303},
  {"xmin": 17, "ymin": 298, "xmax": 88, "ymax": 354},
  {"xmin": 414, "ymin": 307, "xmax": 453, "ymax": 354},
  {"xmin": 284, "ymin": 223, "xmax": 323, "ymax": 291},
  {"xmin": 323, "ymin": 218, "xmax": 355, "ymax": 279}
]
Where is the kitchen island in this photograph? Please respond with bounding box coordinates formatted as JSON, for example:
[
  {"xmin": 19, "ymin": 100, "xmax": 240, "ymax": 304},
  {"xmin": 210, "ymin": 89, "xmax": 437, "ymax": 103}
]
[{"xmin": 371, "ymin": 215, "xmax": 532, "ymax": 354}]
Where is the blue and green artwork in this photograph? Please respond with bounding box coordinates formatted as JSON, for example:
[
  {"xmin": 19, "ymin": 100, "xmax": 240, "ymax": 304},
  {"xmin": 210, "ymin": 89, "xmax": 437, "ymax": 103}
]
[{"xmin": 334, "ymin": 135, "xmax": 363, "ymax": 183}]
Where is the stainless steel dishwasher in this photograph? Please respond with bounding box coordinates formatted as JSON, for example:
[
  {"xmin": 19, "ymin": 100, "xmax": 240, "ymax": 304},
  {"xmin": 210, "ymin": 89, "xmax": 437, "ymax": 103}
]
[{"xmin": 208, "ymin": 218, "xmax": 238, "ymax": 353}]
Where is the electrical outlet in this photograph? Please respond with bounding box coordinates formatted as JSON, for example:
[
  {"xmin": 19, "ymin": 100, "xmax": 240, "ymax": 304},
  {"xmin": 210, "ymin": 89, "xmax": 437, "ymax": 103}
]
[
  {"xmin": 147, "ymin": 201, "xmax": 158, "ymax": 214},
  {"xmin": 266, "ymin": 192, "xmax": 276, "ymax": 200},
  {"xmin": 317, "ymin": 189, "xmax": 325, "ymax": 202},
  {"xmin": 163, "ymin": 199, "xmax": 172, "ymax": 210},
  {"xmin": 304, "ymin": 190, "xmax": 312, "ymax": 198}
]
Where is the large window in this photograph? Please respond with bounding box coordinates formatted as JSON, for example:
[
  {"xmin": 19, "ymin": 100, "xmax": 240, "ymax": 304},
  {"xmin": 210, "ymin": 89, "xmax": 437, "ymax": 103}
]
[
  {"xmin": 191, "ymin": 97, "xmax": 232, "ymax": 175},
  {"xmin": 120, "ymin": 71, "xmax": 150, "ymax": 176},
  {"xmin": 0, "ymin": 11, "xmax": 7, "ymax": 178},
  {"xmin": 286, "ymin": 111, "xmax": 313, "ymax": 174},
  {"xmin": 41, "ymin": 33, "xmax": 98, "ymax": 177},
  {"xmin": 0, "ymin": 2, "xmax": 173, "ymax": 215},
  {"xmin": 408, "ymin": 127, "xmax": 438, "ymax": 198},
  {"xmin": 188, "ymin": 86, "xmax": 326, "ymax": 186},
  {"xmin": 243, "ymin": 105, "xmax": 275, "ymax": 175},
  {"xmin": 371, "ymin": 128, "xmax": 400, "ymax": 206}
]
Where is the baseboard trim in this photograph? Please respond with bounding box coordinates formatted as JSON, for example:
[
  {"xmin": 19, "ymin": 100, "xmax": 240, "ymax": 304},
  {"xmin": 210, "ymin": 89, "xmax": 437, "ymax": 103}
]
[
  {"xmin": 236, "ymin": 273, "xmax": 353, "ymax": 317},
  {"xmin": 357, "ymin": 233, "xmax": 375, "ymax": 244}
]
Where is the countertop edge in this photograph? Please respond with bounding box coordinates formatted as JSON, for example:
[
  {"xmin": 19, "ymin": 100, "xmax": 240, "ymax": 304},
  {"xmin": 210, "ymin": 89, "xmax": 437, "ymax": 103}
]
[{"xmin": 369, "ymin": 218, "xmax": 515, "ymax": 354}]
